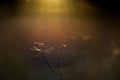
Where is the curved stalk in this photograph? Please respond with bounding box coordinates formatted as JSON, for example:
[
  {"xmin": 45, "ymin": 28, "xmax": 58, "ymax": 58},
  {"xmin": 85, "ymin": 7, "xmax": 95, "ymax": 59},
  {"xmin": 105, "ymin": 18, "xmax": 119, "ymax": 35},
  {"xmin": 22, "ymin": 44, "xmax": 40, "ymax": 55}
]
[
  {"xmin": 58, "ymin": 51, "xmax": 62, "ymax": 80},
  {"xmin": 41, "ymin": 54, "xmax": 59, "ymax": 76}
]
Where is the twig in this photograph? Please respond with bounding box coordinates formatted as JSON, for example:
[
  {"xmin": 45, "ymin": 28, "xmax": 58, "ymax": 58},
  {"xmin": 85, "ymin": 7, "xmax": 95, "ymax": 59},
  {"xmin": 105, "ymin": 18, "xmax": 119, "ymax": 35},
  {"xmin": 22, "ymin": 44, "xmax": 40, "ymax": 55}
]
[
  {"xmin": 41, "ymin": 54, "xmax": 59, "ymax": 76},
  {"xmin": 58, "ymin": 51, "xmax": 62, "ymax": 80}
]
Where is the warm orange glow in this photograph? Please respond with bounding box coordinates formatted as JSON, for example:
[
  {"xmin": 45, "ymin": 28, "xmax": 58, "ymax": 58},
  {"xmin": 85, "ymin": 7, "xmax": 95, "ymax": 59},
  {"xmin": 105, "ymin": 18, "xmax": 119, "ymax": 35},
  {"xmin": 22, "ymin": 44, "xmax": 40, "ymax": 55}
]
[
  {"xmin": 61, "ymin": 44, "xmax": 67, "ymax": 48},
  {"xmin": 36, "ymin": 0, "xmax": 71, "ymax": 15}
]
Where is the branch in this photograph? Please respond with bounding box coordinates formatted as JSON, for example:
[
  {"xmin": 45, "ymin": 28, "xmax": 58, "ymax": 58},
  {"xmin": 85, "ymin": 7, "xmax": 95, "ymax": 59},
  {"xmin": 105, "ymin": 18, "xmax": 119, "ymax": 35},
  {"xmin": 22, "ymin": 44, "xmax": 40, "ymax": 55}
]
[{"xmin": 41, "ymin": 54, "xmax": 59, "ymax": 76}]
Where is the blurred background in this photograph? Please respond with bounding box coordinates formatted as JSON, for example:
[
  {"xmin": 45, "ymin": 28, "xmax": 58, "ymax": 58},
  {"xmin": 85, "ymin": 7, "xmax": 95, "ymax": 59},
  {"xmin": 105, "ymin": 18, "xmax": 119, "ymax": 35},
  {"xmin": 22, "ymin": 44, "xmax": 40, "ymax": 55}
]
[{"xmin": 0, "ymin": 0, "xmax": 120, "ymax": 80}]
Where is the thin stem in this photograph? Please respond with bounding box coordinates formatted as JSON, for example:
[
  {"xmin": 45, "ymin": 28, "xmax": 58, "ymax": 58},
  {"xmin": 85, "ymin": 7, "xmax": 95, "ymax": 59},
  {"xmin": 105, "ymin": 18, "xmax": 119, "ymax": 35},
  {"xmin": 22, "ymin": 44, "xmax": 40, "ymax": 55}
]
[
  {"xmin": 41, "ymin": 54, "xmax": 59, "ymax": 76},
  {"xmin": 58, "ymin": 51, "xmax": 62, "ymax": 80}
]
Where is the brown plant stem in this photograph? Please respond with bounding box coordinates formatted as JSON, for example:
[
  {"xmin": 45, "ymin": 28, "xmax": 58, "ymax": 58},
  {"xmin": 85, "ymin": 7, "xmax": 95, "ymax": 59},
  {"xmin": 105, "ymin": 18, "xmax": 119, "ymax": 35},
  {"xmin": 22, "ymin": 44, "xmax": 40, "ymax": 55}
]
[
  {"xmin": 41, "ymin": 54, "xmax": 59, "ymax": 76},
  {"xmin": 58, "ymin": 51, "xmax": 62, "ymax": 80}
]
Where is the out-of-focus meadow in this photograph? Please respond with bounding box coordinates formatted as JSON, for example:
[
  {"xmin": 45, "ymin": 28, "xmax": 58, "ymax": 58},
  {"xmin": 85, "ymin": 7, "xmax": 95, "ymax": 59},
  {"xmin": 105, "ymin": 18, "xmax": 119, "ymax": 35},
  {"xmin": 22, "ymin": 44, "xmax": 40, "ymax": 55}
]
[{"xmin": 0, "ymin": 0, "xmax": 120, "ymax": 80}]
